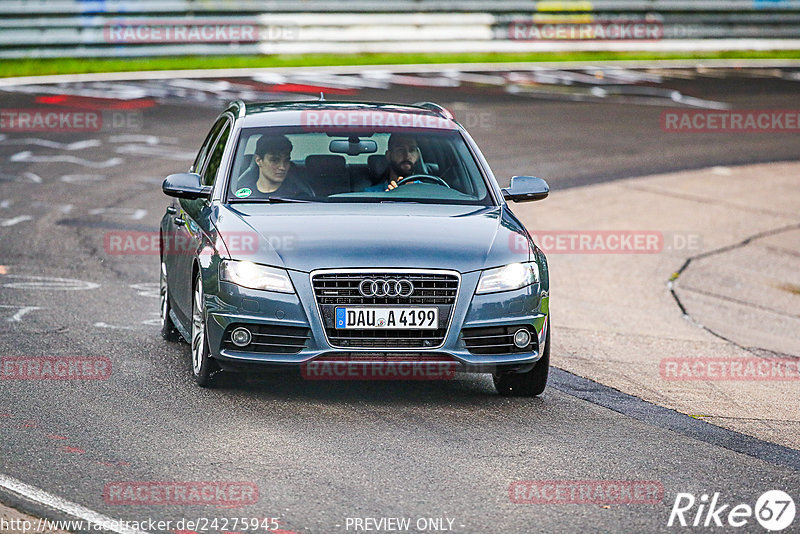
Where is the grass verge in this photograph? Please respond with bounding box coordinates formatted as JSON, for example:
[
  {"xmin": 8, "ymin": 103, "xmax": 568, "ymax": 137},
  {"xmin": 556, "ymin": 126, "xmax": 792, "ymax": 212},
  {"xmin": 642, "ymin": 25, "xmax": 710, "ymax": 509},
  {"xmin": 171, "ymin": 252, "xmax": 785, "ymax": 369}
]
[{"xmin": 3, "ymin": 50, "xmax": 800, "ymax": 78}]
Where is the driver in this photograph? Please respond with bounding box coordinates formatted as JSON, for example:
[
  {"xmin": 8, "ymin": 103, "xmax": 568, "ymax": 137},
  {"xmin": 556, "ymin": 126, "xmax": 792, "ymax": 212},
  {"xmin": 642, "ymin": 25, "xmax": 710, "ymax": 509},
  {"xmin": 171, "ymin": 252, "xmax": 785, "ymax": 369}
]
[{"xmin": 364, "ymin": 133, "xmax": 424, "ymax": 192}]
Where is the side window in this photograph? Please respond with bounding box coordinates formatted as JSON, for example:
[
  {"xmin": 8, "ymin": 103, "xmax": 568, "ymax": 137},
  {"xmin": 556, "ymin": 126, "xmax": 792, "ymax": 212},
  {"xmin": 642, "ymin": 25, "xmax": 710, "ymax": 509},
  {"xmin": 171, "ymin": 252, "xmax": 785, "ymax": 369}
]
[
  {"xmin": 201, "ymin": 122, "xmax": 231, "ymax": 186},
  {"xmin": 191, "ymin": 118, "xmax": 226, "ymax": 173}
]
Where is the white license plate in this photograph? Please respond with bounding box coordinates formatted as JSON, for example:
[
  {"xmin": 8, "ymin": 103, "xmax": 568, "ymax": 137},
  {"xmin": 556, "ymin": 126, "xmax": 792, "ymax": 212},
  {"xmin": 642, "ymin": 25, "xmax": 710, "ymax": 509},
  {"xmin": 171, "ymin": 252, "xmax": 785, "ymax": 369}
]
[{"xmin": 335, "ymin": 307, "xmax": 438, "ymax": 329}]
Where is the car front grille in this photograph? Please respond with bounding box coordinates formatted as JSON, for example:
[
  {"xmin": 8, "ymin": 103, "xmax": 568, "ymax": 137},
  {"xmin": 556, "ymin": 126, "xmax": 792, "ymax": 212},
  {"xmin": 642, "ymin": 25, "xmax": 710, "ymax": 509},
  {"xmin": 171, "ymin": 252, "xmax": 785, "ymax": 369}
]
[
  {"xmin": 222, "ymin": 323, "xmax": 310, "ymax": 354},
  {"xmin": 312, "ymin": 272, "xmax": 458, "ymax": 306},
  {"xmin": 324, "ymin": 328, "xmax": 449, "ymax": 349},
  {"xmin": 311, "ymin": 271, "xmax": 459, "ymax": 349},
  {"xmin": 461, "ymin": 325, "xmax": 538, "ymax": 355}
]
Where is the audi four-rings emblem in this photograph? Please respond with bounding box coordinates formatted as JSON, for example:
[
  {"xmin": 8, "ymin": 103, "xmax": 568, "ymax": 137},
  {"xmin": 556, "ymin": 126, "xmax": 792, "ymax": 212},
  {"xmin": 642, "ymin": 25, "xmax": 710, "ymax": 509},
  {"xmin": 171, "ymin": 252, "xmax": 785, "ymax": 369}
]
[{"xmin": 358, "ymin": 278, "xmax": 415, "ymax": 297}]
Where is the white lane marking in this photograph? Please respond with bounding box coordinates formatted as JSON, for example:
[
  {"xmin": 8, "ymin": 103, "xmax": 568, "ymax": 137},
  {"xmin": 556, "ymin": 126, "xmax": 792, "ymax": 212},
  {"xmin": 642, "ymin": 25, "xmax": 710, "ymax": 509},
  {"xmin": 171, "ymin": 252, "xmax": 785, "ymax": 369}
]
[
  {"xmin": 60, "ymin": 174, "xmax": 106, "ymax": 184},
  {"xmin": 0, "ymin": 474, "xmax": 149, "ymax": 534},
  {"xmin": 0, "ymin": 138, "xmax": 101, "ymax": 150},
  {"xmin": 130, "ymin": 283, "xmax": 159, "ymax": 299},
  {"xmin": 10, "ymin": 151, "xmax": 123, "ymax": 169},
  {"xmin": 251, "ymin": 73, "xmax": 287, "ymax": 85},
  {"xmin": 0, "ymin": 305, "xmax": 41, "ymax": 322},
  {"xmin": 108, "ymin": 134, "xmax": 175, "ymax": 145},
  {"xmin": 0, "ymin": 200, "xmax": 12, "ymax": 209},
  {"xmin": 0, "ymin": 275, "xmax": 99, "ymax": 291},
  {"xmin": 113, "ymin": 144, "xmax": 194, "ymax": 160},
  {"xmin": 712, "ymin": 166, "xmax": 733, "ymax": 176},
  {"xmin": 166, "ymin": 78, "xmax": 233, "ymax": 92},
  {"xmin": 22, "ymin": 172, "xmax": 42, "ymax": 183},
  {"xmin": 94, "ymin": 322, "xmax": 135, "ymax": 330},
  {"xmin": 670, "ymin": 93, "xmax": 731, "ymax": 110},
  {"xmin": 88, "ymin": 207, "xmax": 147, "ymax": 220},
  {"xmin": 141, "ymin": 313, "xmax": 161, "ymax": 327},
  {"xmin": 0, "ymin": 82, "xmax": 149, "ymax": 100},
  {"xmin": 387, "ymin": 73, "xmax": 461, "ymax": 87},
  {"xmin": 29, "ymin": 201, "xmax": 74, "ymax": 214},
  {"xmin": 0, "ymin": 215, "xmax": 32, "ymax": 227},
  {"xmin": 289, "ymin": 72, "xmax": 385, "ymax": 89}
]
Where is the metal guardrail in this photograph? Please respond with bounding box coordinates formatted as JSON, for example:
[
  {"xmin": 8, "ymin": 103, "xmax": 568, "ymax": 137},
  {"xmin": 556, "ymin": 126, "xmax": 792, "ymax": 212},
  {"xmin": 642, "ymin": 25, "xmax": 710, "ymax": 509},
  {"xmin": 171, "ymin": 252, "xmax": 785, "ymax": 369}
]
[
  {"xmin": 1, "ymin": 1, "xmax": 799, "ymax": 58},
  {"xmin": 3, "ymin": 1, "xmax": 800, "ymax": 14}
]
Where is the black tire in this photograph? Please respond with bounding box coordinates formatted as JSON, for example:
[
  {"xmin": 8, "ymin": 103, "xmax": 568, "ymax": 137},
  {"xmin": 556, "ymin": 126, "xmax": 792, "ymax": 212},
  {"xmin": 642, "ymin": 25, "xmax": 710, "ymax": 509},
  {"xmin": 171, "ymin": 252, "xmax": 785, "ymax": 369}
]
[
  {"xmin": 191, "ymin": 273, "xmax": 219, "ymax": 387},
  {"xmin": 160, "ymin": 261, "xmax": 181, "ymax": 342},
  {"xmin": 493, "ymin": 320, "xmax": 550, "ymax": 397}
]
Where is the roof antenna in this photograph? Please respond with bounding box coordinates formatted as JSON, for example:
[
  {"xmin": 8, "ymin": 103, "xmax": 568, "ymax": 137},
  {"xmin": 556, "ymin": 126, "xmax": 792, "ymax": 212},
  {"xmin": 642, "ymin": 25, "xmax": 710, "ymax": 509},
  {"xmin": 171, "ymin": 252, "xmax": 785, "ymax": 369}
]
[{"xmin": 319, "ymin": 91, "xmax": 325, "ymax": 101}]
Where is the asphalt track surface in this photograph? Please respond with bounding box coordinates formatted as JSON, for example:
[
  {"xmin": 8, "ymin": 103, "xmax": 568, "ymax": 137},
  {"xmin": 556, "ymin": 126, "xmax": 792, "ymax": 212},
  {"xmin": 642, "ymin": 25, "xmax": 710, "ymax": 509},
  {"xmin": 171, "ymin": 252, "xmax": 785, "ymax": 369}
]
[{"xmin": 0, "ymin": 67, "xmax": 799, "ymax": 534}]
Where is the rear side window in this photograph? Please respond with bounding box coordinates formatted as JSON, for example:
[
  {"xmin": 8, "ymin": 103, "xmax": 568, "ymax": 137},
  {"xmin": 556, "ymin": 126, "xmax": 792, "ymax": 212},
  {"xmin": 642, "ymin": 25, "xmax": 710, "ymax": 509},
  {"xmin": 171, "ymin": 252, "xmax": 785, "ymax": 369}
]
[
  {"xmin": 201, "ymin": 122, "xmax": 231, "ymax": 187},
  {"xmin": 191, "ymin": 117, "xmax": 227, "ymax": 174}
]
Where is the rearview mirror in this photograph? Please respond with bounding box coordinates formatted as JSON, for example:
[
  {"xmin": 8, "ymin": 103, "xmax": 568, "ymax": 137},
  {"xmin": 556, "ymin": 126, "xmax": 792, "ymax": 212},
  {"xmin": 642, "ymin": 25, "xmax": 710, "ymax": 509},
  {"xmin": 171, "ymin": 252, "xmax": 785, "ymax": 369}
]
[
  {"xmin": 162, "ymin": 173, "xmax": 212, "ymax": 200},
  {"xmin": 501, "ymin": 176, "xmax": 549, "ymax": 203},
  {"xmin": 329, "ymin": 138, "xmax": 378, "ymax": 156}
]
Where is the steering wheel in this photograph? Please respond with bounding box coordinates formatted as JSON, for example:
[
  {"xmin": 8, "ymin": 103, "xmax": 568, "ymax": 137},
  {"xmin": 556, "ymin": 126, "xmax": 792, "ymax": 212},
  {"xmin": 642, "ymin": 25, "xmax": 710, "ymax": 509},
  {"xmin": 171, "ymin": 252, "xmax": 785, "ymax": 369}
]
[{"xmin": 394, "ymin": 174, "xmax": 451, "ymax": 188}]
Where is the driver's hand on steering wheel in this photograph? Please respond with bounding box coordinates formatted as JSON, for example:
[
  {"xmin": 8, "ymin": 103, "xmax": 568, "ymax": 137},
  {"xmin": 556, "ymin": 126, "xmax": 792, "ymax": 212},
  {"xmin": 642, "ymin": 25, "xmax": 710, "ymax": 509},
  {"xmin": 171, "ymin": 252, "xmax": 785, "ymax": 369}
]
[{"xmin": 386, "ymin": 179, "xmax": 401, "ymax": 191}]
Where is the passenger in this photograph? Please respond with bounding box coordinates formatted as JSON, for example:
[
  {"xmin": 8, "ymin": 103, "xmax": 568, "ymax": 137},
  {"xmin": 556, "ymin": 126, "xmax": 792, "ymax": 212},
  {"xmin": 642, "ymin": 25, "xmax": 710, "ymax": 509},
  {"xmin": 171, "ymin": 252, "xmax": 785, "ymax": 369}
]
[{"xmin": 233, "ymin": 135, "xmax": 313, "ymax": 199}]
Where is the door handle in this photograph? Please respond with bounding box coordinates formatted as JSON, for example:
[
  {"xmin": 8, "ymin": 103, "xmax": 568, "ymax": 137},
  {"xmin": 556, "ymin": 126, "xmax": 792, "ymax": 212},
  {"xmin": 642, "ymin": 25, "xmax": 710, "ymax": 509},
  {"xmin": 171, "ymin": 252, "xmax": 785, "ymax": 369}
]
[
  {"xmin": 174, "ymin": 216, "xmax": 185, "ymax": 226},
  {"xmin": 166, "ymin": 206, "xmax": 177, "ymax": 214}
]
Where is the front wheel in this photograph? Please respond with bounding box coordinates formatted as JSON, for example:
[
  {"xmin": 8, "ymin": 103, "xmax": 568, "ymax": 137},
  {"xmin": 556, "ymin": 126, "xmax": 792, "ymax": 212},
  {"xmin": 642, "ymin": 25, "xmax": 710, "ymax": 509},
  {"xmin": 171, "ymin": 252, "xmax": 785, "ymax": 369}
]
[
  {"xmin": 160, "ymin": 261, "xmax": 181, "ymax": 342},
  {"xmin": 493, "ymin": 320, "xmax": 549, "ymax": 397},
  {"xmin": 191, "ymin": 273, "xmax": 219, "ymax": 387}
]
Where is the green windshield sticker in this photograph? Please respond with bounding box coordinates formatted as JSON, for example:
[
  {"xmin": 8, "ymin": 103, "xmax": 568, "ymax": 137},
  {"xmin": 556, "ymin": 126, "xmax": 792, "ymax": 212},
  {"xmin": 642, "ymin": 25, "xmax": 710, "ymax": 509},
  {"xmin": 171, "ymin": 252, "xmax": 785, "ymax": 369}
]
[{"xmin": 234, "ymin": 187, "xmax": 252, "ymax": 198}]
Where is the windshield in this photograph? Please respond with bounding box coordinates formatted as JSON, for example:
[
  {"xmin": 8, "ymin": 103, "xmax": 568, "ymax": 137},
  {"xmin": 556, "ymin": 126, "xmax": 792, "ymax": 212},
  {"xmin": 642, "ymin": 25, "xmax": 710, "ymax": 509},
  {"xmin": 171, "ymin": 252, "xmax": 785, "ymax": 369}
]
[{"xmin": 225, "ymin": 127, "xmax": 493, "ymax": 206}]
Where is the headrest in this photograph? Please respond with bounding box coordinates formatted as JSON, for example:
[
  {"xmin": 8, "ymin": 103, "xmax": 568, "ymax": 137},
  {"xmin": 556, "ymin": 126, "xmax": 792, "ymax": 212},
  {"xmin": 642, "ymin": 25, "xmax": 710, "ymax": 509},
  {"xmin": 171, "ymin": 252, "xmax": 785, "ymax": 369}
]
[
  {"xmin": 367, "ymin": 154, "xmax": 388, "ymax": 177},
  {"xmin": 305, "ymin": 155, "xmax": 346, "ymax": 175}
]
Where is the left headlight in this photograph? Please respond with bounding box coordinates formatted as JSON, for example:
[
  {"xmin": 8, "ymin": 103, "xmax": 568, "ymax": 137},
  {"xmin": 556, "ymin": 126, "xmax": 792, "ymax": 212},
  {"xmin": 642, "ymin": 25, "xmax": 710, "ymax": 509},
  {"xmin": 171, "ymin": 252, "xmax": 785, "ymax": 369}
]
[
  {"xmin": 476, "ymin": 262, "xmax": 539, "ymax": 294},
  {"xmin": 219, "ymin": 260, "xmax": 294, "ymax": 293}
]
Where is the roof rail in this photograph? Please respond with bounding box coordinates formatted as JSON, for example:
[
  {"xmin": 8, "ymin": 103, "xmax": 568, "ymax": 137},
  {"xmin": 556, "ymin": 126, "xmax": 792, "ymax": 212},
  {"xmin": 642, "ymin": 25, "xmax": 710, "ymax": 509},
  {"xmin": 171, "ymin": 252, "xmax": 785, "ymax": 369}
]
[
  {"xmin": 412, "ymin": 102, "xmax": 454, "ymax": 120},
  {"xmin": 227, "ymin": 100, "xmax": 246, "ymax": 118}
]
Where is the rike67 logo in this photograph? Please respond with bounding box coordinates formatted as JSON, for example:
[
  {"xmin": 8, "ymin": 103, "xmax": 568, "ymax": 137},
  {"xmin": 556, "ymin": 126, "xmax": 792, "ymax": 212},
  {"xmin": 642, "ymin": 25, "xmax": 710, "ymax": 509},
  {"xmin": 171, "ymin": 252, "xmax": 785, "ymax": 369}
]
[{"xmin": 668, "ymin": 490, "xmax": 795, "ymax": 531}]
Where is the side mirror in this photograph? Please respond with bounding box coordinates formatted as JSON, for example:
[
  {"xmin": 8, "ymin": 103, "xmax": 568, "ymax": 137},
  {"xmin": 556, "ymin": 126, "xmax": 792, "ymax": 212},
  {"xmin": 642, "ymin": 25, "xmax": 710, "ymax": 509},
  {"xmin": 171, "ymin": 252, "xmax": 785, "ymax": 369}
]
[
  {"xmin": 501, "ymin": 176, "xmax": 549, "ymax": 203},
  {"xmin": 162, "ymin": 173, "xmax": 212, "ymax": 200}
]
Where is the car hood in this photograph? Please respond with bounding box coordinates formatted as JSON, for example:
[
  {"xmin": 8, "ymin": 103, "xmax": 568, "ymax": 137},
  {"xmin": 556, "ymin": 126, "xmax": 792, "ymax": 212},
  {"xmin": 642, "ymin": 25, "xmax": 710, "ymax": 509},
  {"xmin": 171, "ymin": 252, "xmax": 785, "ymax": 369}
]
[{"xmin": 214, "ymin": 203, "xmax": 532, "ymax": 273}]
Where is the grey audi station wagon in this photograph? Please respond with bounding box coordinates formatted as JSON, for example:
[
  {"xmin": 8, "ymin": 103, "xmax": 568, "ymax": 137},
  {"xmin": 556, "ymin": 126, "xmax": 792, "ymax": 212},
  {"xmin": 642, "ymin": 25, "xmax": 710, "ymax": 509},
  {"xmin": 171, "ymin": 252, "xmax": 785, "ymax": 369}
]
[{"xmin": 160, "ymin": 100, "xmax": 550, "ymax": 395}]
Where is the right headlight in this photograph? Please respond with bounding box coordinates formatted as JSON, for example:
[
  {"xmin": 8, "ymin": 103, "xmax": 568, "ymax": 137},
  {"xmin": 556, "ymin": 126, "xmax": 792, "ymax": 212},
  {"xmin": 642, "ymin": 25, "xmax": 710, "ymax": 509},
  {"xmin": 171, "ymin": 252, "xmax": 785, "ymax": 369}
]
[
  {"xmin": 219, "ymin": 260, "xmax": 294, "ymax": 293},
  {"xmin": 475, "ymin": 262, "xmax": 539, "ymax": 294}
]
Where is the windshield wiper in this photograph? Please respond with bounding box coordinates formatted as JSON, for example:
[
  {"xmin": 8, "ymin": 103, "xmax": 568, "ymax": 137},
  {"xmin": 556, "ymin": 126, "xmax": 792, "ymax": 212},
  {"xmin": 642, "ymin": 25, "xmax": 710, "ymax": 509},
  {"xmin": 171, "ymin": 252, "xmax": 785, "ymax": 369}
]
[{"xmin": 229, "ymin": 197, "xmax": 311, "ymax": 204}]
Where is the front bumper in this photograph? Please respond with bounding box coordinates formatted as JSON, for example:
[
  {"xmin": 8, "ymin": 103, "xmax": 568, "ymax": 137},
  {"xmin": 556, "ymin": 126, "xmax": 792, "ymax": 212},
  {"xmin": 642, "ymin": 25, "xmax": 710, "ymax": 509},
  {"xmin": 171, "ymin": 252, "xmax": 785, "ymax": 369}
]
[{"xmin": 204, "ymin": 270, "xmax": 548, "ymax": 373}]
